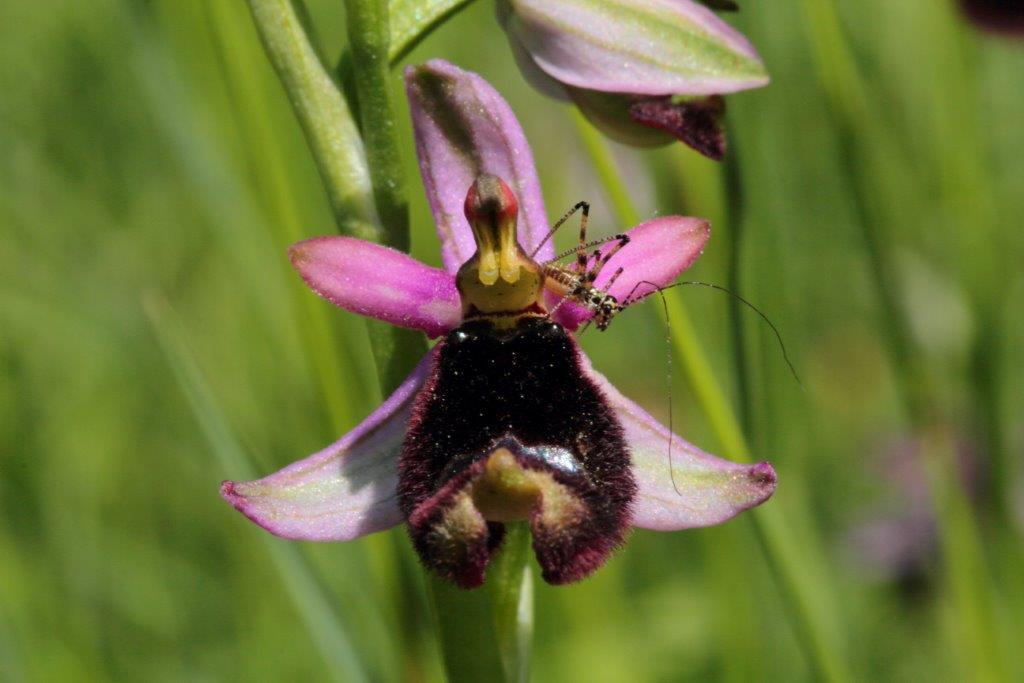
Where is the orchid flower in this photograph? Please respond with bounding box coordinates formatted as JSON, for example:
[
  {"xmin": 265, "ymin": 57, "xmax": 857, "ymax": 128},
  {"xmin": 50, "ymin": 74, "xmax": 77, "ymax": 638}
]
[
  {"xmin": 497, "ymin": 0, "xmax": 769, "ymax": 159},
  {"xmin": 220, "ymin": 59, "xmax": 776, "ymax": 587}
]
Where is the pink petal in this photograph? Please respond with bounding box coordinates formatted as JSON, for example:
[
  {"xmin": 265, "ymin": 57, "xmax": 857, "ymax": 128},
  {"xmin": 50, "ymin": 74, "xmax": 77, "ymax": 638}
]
[
  {"xmin": 220, "ymin": 352, "xmax": 434, "ymax": 541},
  {"xmin": 580, "ymin": 355, "xmax": 776, "ymax": 529},
  {"xmin": 552, "ymin": 216, "xmax": 710, "ymax": 330},
  {"xmin": 290, "ymin": 236, "xmax": 460, "ymax": 338},
  {"xmin": 506, "ymin": 0, "xmax": 769, "ymax": 96},
  {"xmin": 405, "ymin": 59, "xmax": 554, "ymax": 274}
]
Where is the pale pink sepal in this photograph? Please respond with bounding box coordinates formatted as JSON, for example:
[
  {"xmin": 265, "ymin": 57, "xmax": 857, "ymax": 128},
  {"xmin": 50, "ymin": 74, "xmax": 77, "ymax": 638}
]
[
  {"xmin": 581, "ymin": 357, "xmax": 777, "ymax": 530},
  {"xmin": 405, "ymin": 59, "xmax": 555, "ymax": 274},
  {"xmin": 553, "ymin": 216, "xmax": 710, "ymax": 330},
  {"xmin": 506, "ymin": 0, "xmax": 768, "ymax": 96},
  {"xmin": 220, "ymin": 352, "xmax": 435, "ymax": 541},
  {"xmin": 290, "ymin": 236, "xmax": 460, "ymax": 338}
]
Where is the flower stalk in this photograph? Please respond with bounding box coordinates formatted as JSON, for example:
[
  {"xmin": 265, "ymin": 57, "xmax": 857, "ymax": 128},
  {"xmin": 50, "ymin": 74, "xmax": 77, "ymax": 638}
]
[
  {"xmin": 485, "ymin": 523, "xmax": 533, "ymax": 682},
  {"xmin": 342, "ymin": 0, "xmax": 427, "ymax": 392},
  {"xmin": 344, "ymin": 0, "xmax": 409, "ymax": 252},
  {"xmin": 428, "ymin": 525, "xmax": 533, "ymax": 682},
  {"xmin": 246, "ymin": 0, "xmax": 381, "ymax": 242}
]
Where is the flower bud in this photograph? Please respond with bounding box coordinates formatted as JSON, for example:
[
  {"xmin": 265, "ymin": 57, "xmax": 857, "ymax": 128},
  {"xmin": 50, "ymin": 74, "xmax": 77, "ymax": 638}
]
[{"xmin": 500, "ymin": 0, "xmax": 767, "ymax": 157}]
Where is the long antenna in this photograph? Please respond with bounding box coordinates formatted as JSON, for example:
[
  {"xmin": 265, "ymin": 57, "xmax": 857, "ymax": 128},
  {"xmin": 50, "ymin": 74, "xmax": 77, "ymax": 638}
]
[
  {"xmin": 624, "ymin": 279, "xmax": 802, "ymax": 388},
  {"xmin": 617, "ymin": 279, "xmax": 800, "ymax": 497},
  {"xmin": 650, "ymin": 286, "xmax": 682, "ymax": 495}
]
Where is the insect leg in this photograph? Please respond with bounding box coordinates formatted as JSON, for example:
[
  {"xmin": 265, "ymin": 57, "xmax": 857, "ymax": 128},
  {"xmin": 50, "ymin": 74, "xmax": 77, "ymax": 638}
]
[
  {"xmin": 579, "ymin": 233, "xmax": 630, "ymax": 289},
  {"xmin": 573, "ymin": 201, "xmax": 591, "ymax": 275},
  {"xmin": 542, "ymin": 234, "xmax": 629, "ymax": 266},
  {"xmin": 530, "ymin": 201, "xmax": 589, "ymax": 259},
  {"xmin": 602, "ymin": 266, "xmax": 626, "ymax": 294}
]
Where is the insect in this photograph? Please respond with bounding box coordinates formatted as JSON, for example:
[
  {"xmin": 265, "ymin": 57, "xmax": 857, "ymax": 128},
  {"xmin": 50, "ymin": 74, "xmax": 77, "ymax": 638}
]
[
  {"xmin": 398, "ymin": 174, "xmax": 636, "ymax": 588},
  {"xmin": 532, "ymin": 200, "xmax": 632, "ymax": 331},
  {"xmin": 533, "ymin": 196, "xmax": 799, "ymax": 379}
]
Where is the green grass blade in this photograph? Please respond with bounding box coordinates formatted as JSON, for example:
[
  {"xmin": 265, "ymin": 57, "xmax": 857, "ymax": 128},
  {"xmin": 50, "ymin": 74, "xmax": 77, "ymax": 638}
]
[
  {"xmin": 144, "ymin": 295, "xmax": 371, "ymax": 683},
  {"xmin": 797, "ymin": 2, "xmax": 1009, "ymax": 679}
]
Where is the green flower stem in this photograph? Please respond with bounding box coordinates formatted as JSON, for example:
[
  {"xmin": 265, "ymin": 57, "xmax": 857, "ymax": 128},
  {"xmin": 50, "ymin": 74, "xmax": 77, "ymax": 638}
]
[
  {"xmin": 798, "ymin": 1, "xmax": 1007, "ymax": 679},
  {"xmin": 573, "ymin": 110, "xmax": 851, "ymax": 683},
  {"xmin": 246, "ymin": 0, "xmax": 381, "ymax": 242},
  {"xmin": 344, "ymin": 0, "xmax": 408, "ymax": 252},
  {"xmin": 427, "ymin": 526, "xmax": 533, "ymax": 682},
  {"xmin": 342, "ymin": 0, "xmax": 426, "ymax": 393},
  {"xmin": 247, "ymin": 0, "xmax": 424, "ymax": 392},
  {"xmin": 486, "ymin": 523, "xmax": 533, "ymax": 682}
]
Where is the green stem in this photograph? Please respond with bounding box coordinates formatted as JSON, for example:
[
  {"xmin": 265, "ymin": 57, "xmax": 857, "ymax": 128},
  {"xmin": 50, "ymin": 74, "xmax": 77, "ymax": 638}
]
[
  {"xmin": 246, "ymin": 0, "xmax": 381, "ymax": 241},
  {"xmin": 486, "ymin": 524, "xmax": 533, "ymax": 683},
  {"xmin": 428, "ymin": 527, "xmax": 533, "ymax": 683},
  {"xmin": 247, "ymin": 0, "xmax": 424, "ymax": 392},
  {"xmin": 573, "ymin": 110, "xmax": 851, "ymax": 683},
  {"xmin": 342, "ymin": 0, "xmax": 426, "ymax": 393},
  {"xmin": 344, "ymin": 0, "xmax": 408, "ymax": 251}
]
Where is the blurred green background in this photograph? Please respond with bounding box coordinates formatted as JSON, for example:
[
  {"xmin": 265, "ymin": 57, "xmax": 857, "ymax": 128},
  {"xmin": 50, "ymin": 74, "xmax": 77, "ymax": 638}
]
[{"xmin": 2, "ymin": 0, "xmax": 1022, "ymax": 680}]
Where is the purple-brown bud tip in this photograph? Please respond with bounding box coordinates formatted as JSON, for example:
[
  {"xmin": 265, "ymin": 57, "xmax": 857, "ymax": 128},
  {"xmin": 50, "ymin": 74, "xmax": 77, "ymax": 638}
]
[
  {"xmin": 958, "ymin": 0, "xmax": 1024, "ymax": 36},
  {"xmin": 629, "ymin": 96, "xmax": 728, "ymax": 161},
  {"xmin": 699, "ymin": 0, "xmax": 740, "ymax": 10}
]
